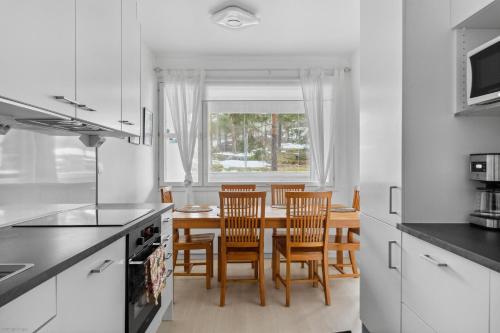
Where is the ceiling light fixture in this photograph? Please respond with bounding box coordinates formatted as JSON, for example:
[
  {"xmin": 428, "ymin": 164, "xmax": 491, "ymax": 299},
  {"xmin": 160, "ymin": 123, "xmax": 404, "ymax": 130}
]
[{"xmin": 212, "ymin": 6, "xmax": 260, "ymax": 29}]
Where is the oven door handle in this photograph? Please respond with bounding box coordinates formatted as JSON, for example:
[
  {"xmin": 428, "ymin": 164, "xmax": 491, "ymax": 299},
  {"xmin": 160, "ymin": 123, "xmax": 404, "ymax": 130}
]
[{"xmin": 129, "ymin": 242, "xmax": 170, "ymax": 265}]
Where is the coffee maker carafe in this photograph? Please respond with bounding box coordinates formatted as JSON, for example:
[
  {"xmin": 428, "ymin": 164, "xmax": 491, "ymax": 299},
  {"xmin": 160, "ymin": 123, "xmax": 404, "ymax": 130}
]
[{"xmin": 469, "ymin": 154, "xmax": 500, "ymax": 229}]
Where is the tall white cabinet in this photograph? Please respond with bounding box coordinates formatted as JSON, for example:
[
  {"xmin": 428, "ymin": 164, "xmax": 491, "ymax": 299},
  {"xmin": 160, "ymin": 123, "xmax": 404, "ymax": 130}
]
[{"xmin": 359, "ymin": 0, "xmax": 403, "ymax": 332}]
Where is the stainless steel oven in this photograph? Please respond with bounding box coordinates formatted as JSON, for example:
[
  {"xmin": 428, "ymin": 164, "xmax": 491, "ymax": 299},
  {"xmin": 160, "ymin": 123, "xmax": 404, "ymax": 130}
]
[{"xmin": 126, "ymin": 218, "xmax": 172, "ymax": 333}]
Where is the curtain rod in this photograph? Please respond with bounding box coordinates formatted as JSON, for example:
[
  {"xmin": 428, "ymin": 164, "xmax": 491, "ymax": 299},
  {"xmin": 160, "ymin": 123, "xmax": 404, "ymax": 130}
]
[{"xmin": 154, "ymin": 67, "xmax": 351, "ymax": 73}]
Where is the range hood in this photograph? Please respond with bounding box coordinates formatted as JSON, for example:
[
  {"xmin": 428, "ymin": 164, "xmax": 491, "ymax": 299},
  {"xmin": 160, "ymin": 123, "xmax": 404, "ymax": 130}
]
[{"xmin": 0, "ymin": 96, "xmax": 137, "ymax": 147}]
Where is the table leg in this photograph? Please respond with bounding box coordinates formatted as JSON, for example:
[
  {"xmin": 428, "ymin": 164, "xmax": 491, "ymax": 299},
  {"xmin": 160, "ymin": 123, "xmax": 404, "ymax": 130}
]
[{"xmin": 184, "ymin": 228, "xmax": 191, "ymax": 273}]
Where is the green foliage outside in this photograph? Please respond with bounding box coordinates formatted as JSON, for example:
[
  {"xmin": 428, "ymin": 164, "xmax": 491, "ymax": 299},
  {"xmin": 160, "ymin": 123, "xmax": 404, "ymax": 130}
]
[{"xmin": 208, "ymin": 113, "xmax": 310, "ymax": 173}]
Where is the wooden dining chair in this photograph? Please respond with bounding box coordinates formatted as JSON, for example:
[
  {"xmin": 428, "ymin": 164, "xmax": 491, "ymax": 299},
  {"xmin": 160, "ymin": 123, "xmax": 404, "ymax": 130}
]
[
  {"xmin": 218, "ymin": 191, "xmax": 266, "ymax": 307},
  {"xmin": 271, "ymin": 184, "xmax": 305, "ymax": 280},
  {"xmin": 160, "ymin": 187, "xmax": 215, "ymax": 289},
  {"xmin": 221, "ymin": 184, "xmax": 257, "ymax": 191},
  {"xmin": 273, "ymin": 191, "xmax": 332, "ymax": 306},
  {"xmin": 328, "ymin": 187, "xmax": 360, "ymax": 278}
]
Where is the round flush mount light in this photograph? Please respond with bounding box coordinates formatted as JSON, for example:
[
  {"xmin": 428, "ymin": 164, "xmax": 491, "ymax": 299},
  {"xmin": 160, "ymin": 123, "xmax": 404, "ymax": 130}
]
[{"xmin": 212, "ymin": 6, "xmax": 260, "ymax": 29}]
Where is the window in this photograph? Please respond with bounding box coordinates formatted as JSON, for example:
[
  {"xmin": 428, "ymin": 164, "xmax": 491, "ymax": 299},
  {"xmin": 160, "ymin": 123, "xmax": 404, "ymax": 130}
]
[
  {"xmin": 206, "ymin": 101, "xmax": 311, "ymax": 182},
  {"xmin": 160, "ymin": 80, "xmax": 333, "ymax": 186}
]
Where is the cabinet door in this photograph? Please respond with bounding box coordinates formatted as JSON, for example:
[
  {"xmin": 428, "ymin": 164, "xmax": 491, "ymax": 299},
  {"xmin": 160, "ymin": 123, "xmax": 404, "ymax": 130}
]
[
  {"xmin": 402, "ymin": 304, "xmax": 435, "ymax": 333},
  {"xmin": 492, "ymin": 270, "xmax": 500, "ymax": 333},
  {"xmin": 0, "ymin": 0, "xmax": 76, "ymax": 117},
  {"xmin": 360, "ymin": 214, "xmax": 401, "ymax": 333},
  {"xmin": 76, "ymin": 0, "xmax": 122, "ymax": 130},
  {"xmin": 402, "ymin": 233, "xmax": 489, "ymax": 333},
  {"xmin": 360, "ymin": 0, "xmax": 402, "ymax": 226},
  {"xmin": 450, "ymin": 0, "xmax": 494, "ymax": 27},
  {"xmin": 0, "ymin": 278, "xmax": 56, "ymax": 332},
  {"xmin": 49, "ymin": 238, "xmax": 126, "ymax": 332},
  {"xmin": 121, "ymin": 0, "xmax": 141, "ymax": 136}
]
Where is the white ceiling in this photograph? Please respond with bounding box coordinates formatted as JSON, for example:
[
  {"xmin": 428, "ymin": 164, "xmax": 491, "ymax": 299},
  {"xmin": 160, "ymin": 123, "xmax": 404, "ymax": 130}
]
[{"xmin": 138, "ymin": 0, "xmax": 360, "ymax": 57}]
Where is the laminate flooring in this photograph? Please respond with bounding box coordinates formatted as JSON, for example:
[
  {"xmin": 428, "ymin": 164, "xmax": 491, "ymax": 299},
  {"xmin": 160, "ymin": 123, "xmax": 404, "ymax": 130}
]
[{"xmin": 158, "ymin": 259, "xmax": 361, "ymax": 333}]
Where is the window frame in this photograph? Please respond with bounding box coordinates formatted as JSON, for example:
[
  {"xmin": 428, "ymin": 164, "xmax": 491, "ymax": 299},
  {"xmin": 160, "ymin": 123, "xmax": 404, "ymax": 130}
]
[{"xmin": 158, "ymin": 82, "xmax": 334, "ymax": 188}]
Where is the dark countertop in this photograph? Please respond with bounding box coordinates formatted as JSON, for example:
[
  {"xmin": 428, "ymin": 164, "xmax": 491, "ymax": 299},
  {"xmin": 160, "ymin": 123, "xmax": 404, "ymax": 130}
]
[
  {"xmin": 398, "ymin": 223, "xmax": 500, "ymax": 273},
  {"xmin": 0, "ymin": 202, "xmax": 174, "ymax": 308}
]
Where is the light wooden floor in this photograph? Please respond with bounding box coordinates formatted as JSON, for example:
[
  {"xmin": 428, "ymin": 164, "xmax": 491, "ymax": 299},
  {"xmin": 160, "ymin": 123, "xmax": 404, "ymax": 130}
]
[{"xmin": 157, "ymin": 259, "xmax": 361, "ymax": 333}]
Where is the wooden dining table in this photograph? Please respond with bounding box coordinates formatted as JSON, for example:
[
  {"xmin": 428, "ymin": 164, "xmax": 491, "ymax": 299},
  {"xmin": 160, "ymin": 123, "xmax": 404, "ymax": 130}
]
[{"xmin": 172, "ymin": 204, "xmax": 360, "ymax": 273}]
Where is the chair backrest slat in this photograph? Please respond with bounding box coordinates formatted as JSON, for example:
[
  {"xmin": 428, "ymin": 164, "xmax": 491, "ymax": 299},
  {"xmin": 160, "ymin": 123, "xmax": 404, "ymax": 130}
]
[
  {"xmin": 219, "ymin": 191, "xmax": 266, "ymax": 248},
  {"xmin": 352, "ymin": 188, "xmax": 360, "ymax": 211},
  {"xmin": 271, "ymin": 184, "xmax": 305, "ymax": 206},
  {"xmin": 221, "ymin": 184, "xmax": 257, "ymax": 192},
  {"xmin": 286, "ymin": 192, "xmax": 331, "ymax": 248}
]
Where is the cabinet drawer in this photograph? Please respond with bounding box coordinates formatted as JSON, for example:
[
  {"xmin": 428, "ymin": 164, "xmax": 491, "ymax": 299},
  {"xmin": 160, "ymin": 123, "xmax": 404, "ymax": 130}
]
[
  {"xmin": 0, "ymin": 277, "xmax": 56, "ymax": 332},
  {"xmin": 402, "ymin": 233, "xmax": 489, "ymax": 333},
  {"xmin": 50, "ymin": 237, "xmax": 126, "ymax": 332}
]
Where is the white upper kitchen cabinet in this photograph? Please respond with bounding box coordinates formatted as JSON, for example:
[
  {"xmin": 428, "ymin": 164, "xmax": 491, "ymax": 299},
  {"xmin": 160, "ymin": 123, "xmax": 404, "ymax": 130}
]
[
  {"xmin": 121, "ymin": 0, "xmax": 142, "ymax": 136},
  {"xmin": 360, "ymin": 0, "xmax": 402, "ymax": 226},
  {"xmin": 450, "ymin": 0, "xmax": 495, "ymax": 27},
  {"xmin": 360, "ymin": 214, "xmax": 402, "ymax": 333},
  {"xmin": 76, "ymin": 0, "xmax": 122, "ymax": 131},
  {"xmin": 0, "ymin": 0, "xmax": 76, "ymax": 117}
]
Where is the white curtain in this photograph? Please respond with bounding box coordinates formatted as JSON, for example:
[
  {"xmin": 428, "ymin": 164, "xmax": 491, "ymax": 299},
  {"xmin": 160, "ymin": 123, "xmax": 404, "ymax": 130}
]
[
  {"xmin": 300, "ymin": 68, "xmax": 358, "ymax": 202},
  {"xmin": 164, "ymin": 70, "xmax": 205, "ymax": 204}
]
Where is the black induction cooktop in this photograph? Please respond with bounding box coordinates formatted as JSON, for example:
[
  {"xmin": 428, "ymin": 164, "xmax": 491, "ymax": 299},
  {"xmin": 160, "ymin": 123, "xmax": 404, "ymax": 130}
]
[{"xmin": 13, "ymin": 206, "xmax": 153, "ymax": 227}]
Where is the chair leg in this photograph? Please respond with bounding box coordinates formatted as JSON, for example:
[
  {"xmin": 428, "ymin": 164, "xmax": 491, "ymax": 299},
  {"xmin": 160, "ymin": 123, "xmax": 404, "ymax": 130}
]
[
  {"xmin": 285, "ymin": 259, "xmax": 291, "ymax": 307},
  {"xmin": 173, "ymin": 248, "xmax": 178, "ymax": 274},
  {"xmin": 308, "ymin": 260, "xmax": 313, "ymax": 280},
  {"xmin": 301, "ymin": 262, "xmax": 305, "ymax": 269},
  {"xmin": 220, "ymin": 253, "xmax": 227, "ymax": 307},
  {"xmin": 258, "ymin": 252, "xmax": 266, "ymax": 306},
  {"xmin": 322, "ymin": 253, "xmax": 331, "ymax": 306},
  {"xmin": 184, "ymin": 229, "xmax": 191, "ymax": 273},
  {"xmin": 209, "ymin": 241, "xmax": 214, "ymax": 278},
  {"xmin": 313, "ymin": 261, "xmax": 319, "ymax": 288},
  {"xmin": 254, "ymin": 260, "xmax": 258, "ymax": 279},
  {"xmin": 218, "ymin": 241, "xmax": 221, "ymax": 282},
  {"xmin": 274, "ymin": 245, "xmax": 280, "ymax": 290},
  {"xmin": 206, "ymin": 246, "xmax": 212, "ymax": 290},
  {"xmin": 272, "ymin": 238, "xmax": 276, "ymax": 281},
  {"xmin": 349, "ymin": 250, "xmax": 359, "ymax": 276}
]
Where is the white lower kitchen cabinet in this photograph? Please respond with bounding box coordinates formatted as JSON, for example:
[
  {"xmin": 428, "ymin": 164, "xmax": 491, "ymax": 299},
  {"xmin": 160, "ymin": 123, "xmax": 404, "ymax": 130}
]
[
  {"xmin": 402, "ymin": 233, "xmax": 489, "ymax": 333},
  {"xmin": 43, "ymin": 237, "xmax": 126, "ymax": 333},
  {"xmin": 491, "ymin": 270, "xmax": 500, "ymax": 333},
  {"xmin": 360, "ymin": 214, "xmax": 402, "ymax": 333},
  {"xmin": 402, "ymin": 304, "xmax": 435, "ymax": 333},
  {"xmin": 0, "ymin": 277, "xmax": 56, "ymax": 332}
]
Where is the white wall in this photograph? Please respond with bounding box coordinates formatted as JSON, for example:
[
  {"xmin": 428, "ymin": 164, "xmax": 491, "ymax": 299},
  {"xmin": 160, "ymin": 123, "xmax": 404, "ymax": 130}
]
[
  {"xmin": 98, "ymin": 43, "xmax": 159, "ymax": 203},
  {"xmin": 402, "ymin": 0, "xmax": 500, "ymax": 223}
]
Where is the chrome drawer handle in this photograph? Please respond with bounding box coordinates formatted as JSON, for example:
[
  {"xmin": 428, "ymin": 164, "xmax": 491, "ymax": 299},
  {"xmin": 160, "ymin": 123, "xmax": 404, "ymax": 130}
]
[
  {"xmin": 119, "ymin": 120, "xmax": 135, "ymax": 125},
  {"xmin": 389, "ymin": 186, "xmax": 400, "ymax": 215},
  {"xmin": 90, "ymin": 259, "xmax": 114, "ymax": 274},
  {"xmin": 388, "ymin": 240, "xmax": 398, "ymax": 269},
  {"xmin": 79, "ymin": 105, "xmax": 96, "ymax": 112},
  {"xmin": 54, "ymin": 95, "xmax": 84, "ymax": 107},
  {"xmin": 420, "ymin": 254, "xmax": 447, "ymax": 267}
]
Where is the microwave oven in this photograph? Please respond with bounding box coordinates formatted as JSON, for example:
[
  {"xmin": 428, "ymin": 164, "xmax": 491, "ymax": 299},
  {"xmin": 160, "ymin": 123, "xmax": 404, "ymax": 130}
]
[{"xmin": 467, "ymin": 35, "xmax": 500, "ymax": 106}]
